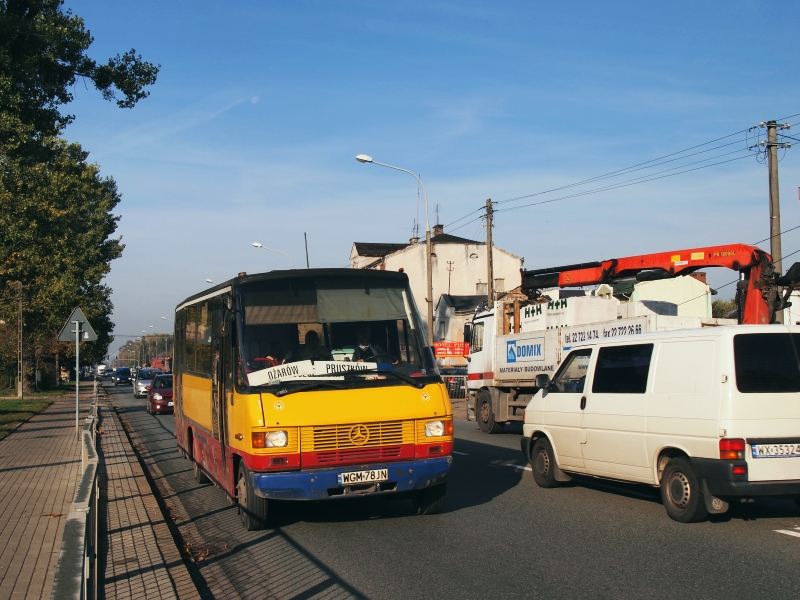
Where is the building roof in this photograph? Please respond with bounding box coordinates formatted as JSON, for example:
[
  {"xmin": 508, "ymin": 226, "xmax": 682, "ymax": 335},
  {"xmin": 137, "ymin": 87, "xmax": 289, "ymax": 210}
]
[
  {"xmin": 352, "ymin": 242, "xmax": 410, "ymax": 257},
  {"xmin": 437, "ymin": 294, "xmax": 488, "ymax": 313},
  {"xmin": 430, "ymin": 233, "xmax": 482, "ymax": 245}
]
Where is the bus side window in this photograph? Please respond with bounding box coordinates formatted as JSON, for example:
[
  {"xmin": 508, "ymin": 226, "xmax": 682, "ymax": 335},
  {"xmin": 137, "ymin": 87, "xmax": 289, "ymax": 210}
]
[{"xmin": 471, "ymin": 323, "xmax": 485, "ymax": 353}]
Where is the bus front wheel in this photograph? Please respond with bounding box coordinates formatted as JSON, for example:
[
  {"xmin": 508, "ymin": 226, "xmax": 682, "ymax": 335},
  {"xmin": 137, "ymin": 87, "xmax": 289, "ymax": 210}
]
[
  {"xmin": 237, "ymin": 463, "xmax": 268, "ymax": 530},
  {"xmin": 412, "ymin": 483, "xmax": 446, "ymax": 515}
]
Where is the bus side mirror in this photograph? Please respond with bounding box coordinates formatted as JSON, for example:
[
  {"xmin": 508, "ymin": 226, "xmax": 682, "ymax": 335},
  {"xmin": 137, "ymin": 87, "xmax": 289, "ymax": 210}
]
[
  {"xmin": 535, "ymin": 374, "xmax": 550, "ymax": 389},
  {"xmin": 463, "ymin": 323, "xmax": 472, "ymax": 344}
]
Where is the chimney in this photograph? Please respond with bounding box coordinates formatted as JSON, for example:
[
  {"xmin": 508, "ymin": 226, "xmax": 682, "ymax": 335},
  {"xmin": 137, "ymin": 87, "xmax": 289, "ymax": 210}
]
[
  {"xmin": 689, "ymin": 272, "xmax": 707, "ymax": 284},
  {"xmin": 409, "ymin": 236, "xmax": 420, "ymax": 244},
  {"xmin": 432, "ymin": 224, "xmax": 444, "ymax": 237}
]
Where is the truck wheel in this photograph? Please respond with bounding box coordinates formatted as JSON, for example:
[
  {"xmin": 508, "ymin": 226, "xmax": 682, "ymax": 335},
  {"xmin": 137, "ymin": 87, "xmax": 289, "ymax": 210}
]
[
  {"xmin": 660, "ymin": 457, "xmax": 709, "ymax": 523},
  {"xmin": 237, "ymin": 463, "xmax": 268, "ymax": 530},
  {"xmin": 476, "ymin": 391, "xmax": 504, "ymax": 434},
  {"xmin": 531, "ymin": 438, "xmax": 560, "ymax": 488},
  {"xmin": 412, "ymin": 483, "xmax": 446, "ymax": 515},
  {"xmin": 193, "ymin": 461, "xmax": 209, "ymax": 485}
]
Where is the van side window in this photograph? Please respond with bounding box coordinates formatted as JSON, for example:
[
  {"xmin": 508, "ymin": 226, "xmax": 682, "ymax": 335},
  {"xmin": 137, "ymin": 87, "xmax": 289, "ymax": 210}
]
[
  {"xmin": 470, "ymin": 322, "xmax": 485, "ymax": 353},
  {"xmin": 551, "ymin": 349, "xmax": 591, "ymax": 393},
  {"xmin": 734, "ymin": 333, "xmax": 800, "ymax": 393},
  {"xmin": 592, "ymin": 344, "xmax": 654, "ymax": 394}
]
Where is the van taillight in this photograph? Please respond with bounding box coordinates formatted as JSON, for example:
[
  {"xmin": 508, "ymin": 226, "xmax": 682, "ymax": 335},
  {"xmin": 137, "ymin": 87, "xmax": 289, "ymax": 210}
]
[{"xmin": 719, "ymin": 438, "xmax": 746, "ymax": 460}]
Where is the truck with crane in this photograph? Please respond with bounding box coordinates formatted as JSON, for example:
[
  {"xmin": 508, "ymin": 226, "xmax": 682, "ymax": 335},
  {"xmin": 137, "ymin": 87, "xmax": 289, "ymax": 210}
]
[{"xmin": 465, "ymin": 243, "xmax": 800, "ymax": 432}]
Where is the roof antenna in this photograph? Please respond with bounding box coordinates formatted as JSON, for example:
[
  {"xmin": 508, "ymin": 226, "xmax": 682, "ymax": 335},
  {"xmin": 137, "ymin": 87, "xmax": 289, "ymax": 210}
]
[{"xmin": 436, "ymin": 204, "xmax": 440, "ymax": 224}]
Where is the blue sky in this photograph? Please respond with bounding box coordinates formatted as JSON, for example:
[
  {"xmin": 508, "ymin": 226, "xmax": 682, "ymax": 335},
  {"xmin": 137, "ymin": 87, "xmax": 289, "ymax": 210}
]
[{"xmin": 62, "ymin": 1, "xmax": 800, "ymax": 357}]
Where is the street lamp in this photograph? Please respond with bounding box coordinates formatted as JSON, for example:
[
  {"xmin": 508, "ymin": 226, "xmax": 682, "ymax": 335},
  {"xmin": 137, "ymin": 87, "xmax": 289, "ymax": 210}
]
[
  {"xmin": 356, "ymin": 154, "xmax": 435, "ymax": 345},
  {"xmin": 252, "ymin": 242, "xmax": 294, "ymax": 269},
  {"xmin": 206, "ymin": 278, "xmax": 213, "ymax": 283}
]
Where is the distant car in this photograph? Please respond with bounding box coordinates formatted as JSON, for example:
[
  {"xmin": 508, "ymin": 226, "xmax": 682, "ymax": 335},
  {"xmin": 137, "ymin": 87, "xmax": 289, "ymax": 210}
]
[
  {"xmin": 146, "ymin": 374, "xmax": 174, "ymax": 415},
  {"xmin": 133, "ymin": 368, "xmax": 163, "ymax": 398},
  {"xmin": 113, "ymin": 367, "xmax": 132, "ymax": 385}
]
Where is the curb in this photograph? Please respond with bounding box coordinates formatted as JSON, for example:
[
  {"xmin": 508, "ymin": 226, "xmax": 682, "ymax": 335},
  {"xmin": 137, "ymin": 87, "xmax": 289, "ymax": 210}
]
[
  {"xmin": 97, "ymin": 387, "xmax": 204, "ymax": 600},
  {"xmin": 106, "ymin": 390, "xmax": 241, "ymax": 600}
]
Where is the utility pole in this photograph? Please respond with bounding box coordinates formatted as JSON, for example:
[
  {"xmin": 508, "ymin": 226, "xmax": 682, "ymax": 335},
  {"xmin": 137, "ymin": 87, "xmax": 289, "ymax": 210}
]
[
  {"xmin": 485, "ymin": 199, "xmax": 495, "ymax": 305},
  {"xmin": 17, "ymin": 282, "xmax": 22, "ymax": 399},
  {"xmin": 447, "ymin": 261, "xmax": 455, "ymax": 295},
  {"xmin": 761, "ymin": 120, "xmax": 792, "ymax": 323}
]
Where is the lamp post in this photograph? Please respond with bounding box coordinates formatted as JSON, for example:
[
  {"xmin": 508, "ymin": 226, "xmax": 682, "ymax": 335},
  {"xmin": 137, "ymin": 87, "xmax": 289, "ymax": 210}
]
[
  {"xmin": 356, "ymin": 154, "xmax": 434, "ymax": 345},
  {"xmin": 162, "ymin": 317, "xmax": 173, "ymax": 359},
  {"xmin": 252, "ymin": 243, "xmax": 294, "ymax": 269}
]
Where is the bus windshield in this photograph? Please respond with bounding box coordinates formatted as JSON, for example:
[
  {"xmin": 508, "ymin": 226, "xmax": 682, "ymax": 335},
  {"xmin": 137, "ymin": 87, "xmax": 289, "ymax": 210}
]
[{"xmin": 236, "ymin": 276, "xmax": 438, "ymax": 388}]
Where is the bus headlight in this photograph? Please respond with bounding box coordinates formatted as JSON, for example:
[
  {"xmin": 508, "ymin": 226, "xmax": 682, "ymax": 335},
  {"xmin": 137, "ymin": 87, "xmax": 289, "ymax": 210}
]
[
  {"xmin": 266, "ymin": 430, "xmax": 288, "ymax": 448},
  {"xmin": 425, "ymin": 421, "xmax": 444, "ymax": 437}
]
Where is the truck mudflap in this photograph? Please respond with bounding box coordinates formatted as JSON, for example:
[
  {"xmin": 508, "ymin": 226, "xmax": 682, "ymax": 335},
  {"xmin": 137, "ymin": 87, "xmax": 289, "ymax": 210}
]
[{"xmin": 250, "ymin": 456, "xmax": 453, "ymax": 501}]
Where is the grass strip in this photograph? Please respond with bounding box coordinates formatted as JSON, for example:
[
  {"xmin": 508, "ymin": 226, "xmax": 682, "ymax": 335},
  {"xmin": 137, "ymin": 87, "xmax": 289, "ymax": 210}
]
[{"xmin": 0, "ymin": 399, "xmax": 54, "ymax": 441}]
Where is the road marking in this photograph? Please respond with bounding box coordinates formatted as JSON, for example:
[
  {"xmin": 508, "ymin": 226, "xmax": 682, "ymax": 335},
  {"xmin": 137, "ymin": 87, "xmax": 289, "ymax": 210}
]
[
  {"xmin": 452, "ymin": 451, "xmax": 469, "ymax": 456},
  {"xmin": 775, "ymin": 529, "xmax": 800, "ymax": 538}
]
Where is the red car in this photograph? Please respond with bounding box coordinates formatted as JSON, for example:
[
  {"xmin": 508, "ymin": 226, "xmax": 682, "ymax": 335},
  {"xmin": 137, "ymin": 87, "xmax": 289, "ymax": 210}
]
[{"xmin": 146, "ymin": 374, "xmax": 174, "ymax": 415}]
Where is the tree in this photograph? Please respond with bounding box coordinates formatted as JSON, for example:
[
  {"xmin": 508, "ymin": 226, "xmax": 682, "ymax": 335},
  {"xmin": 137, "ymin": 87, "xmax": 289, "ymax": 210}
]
[
  {"xmin": 712, "ymin": 298, "xmax": 736, "ymax": 319},
  {"xmin": 0, "ymin": 0, "xmax": 159, "ymax": 160},
  {"xmin": 0, "ymin": 139, "xmax": 123, "ymax": 388},
  {"xmin": 0, "ymin": 1, "xmax": 157, "ymax": 389}
]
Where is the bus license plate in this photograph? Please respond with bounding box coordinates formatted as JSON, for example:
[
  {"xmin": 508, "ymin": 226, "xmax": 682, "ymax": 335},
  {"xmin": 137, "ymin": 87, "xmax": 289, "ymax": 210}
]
[
  {"xmin": 752, "ymin": 443, "xmax": 800, "ymax": 458},
  {"xmin": 338, "ymin": 468, "xmax": 389, "ymax": 485}
]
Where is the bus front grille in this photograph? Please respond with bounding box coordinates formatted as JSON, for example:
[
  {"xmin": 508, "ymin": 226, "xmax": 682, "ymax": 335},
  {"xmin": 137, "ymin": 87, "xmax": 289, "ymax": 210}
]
[
  {"xmin": 316, "ymin": 446, "xmax": 402, "ymax": 464},
  {"xmin": 301, "ymin": 421, "xmax": 415, "ymax": 452}
]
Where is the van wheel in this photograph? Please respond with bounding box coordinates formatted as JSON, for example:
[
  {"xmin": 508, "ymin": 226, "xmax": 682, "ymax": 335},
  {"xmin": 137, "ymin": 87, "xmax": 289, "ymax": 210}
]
[
  {"xmin": 660, "ymin": 457, "xmax": 708, "ymax": 523},
  {"xmin": 531, "ymin": 438, "xmax": 560, "ymax": 488},
  {"xmin": 412, "ymin": 483, "xmax": 446, "ymax": 515},
  {"xmin": 193, "ymin": 461, "xmax": 209, "ymax": 485},
  {"xmin": 237, "ymin": 463, "xmax": 268, "ymax": 530},
  {"xmin": 476, "ymin": 391, "xmax": 504, "ymax": 434}
]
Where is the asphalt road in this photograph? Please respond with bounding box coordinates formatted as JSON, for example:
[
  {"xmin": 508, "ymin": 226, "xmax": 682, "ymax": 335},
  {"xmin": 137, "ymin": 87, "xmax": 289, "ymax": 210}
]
[{"xmin": 104, "ymin": 381, "xmax": 800, "ymax": 599}]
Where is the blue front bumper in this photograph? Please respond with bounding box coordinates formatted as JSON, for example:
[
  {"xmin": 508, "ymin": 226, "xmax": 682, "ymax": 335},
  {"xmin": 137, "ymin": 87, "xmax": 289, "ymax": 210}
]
[{"xmin": 251, "ymin": 456, "xmax": 452, "ymax": 501}]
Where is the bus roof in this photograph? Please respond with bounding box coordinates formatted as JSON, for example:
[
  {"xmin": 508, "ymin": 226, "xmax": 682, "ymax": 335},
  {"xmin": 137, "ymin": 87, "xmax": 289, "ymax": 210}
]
[{"xmin": 174, "ymin": 268, "xmax": 410, "ymax": 312}]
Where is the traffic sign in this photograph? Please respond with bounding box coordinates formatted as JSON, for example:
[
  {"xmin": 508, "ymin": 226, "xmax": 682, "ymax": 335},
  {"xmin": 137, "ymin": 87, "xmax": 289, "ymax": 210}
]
[{"xmin": 58, "ymin": 307, "xmax": 98, "ymax": 342}]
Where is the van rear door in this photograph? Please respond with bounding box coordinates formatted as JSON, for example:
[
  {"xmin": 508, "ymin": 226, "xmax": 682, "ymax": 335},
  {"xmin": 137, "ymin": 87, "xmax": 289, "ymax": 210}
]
[{"xmin": 731, "ymin": 331, "xmax": 800, "ymax": 482}]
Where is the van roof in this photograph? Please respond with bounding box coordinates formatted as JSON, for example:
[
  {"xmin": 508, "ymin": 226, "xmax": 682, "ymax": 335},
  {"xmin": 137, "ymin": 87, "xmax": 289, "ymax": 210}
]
[{"xmin": 571, "ymin": 324, "xmax": 800, "ymax": 348}]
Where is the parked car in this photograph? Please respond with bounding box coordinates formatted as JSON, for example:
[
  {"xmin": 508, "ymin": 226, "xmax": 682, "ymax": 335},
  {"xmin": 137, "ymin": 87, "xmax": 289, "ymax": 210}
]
[
  {"xmin": 522, "ymin": 325, "xmax": 800, "ymax": 523},
  {"xmin": 133, "ymin": 368, "xmax": 163, "ymax": 398},
  {"xmin": 113, "ymin": 367, "xmax": 132, "ymax": 385},
  {"xmin": 146, "ymin": 374, "xmax": 173, "ymax": 415}
]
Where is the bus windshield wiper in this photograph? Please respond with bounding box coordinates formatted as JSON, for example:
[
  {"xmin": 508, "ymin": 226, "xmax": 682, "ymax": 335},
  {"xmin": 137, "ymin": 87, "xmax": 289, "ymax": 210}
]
[
  {"xmin": 342, "ymin": 368, "xmax": 426, "ymax": 389},
  {"xmin": 274, "ymin": 381, "xmax": 345, "ymax": 397}
]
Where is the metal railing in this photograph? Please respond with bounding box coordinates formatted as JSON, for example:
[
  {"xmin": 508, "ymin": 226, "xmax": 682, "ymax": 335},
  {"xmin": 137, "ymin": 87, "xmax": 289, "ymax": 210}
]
[
  {"xmin": 51, "ymin": 383, "xmax": 99, "ymax": 600},
  {"xmin": 444, "ymin": 375, "xmax": 468, "ymax": 400}
]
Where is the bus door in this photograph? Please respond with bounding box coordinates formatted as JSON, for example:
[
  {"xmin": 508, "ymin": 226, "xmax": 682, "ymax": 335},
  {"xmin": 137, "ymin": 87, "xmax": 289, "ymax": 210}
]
[{"xmin": 210, "ymin": 296, "xmax": 230, "ymax": 489}]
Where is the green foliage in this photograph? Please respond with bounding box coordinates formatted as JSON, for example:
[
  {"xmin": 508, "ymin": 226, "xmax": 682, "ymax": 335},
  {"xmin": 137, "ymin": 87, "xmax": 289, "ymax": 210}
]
[
  {"xmin": 0, "ymin": 139, "xmax": 124, "ymax": 379},
  {"xmin": 0, "ymin": 1, "xmax": 158, "ymax": 388},
  {"xmin": 712, "ymin": 298, "xmax": 737, "ymax": 318},
  {"xmin": 0, "ymin": 0, "xmax": 159, "ymax": 159}
]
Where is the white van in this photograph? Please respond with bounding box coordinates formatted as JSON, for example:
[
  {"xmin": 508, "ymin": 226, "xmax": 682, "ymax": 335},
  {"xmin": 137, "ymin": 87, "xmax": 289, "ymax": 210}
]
[{"xmin": 521, "ymin": 325, "xmax": 800, "ymax": 522}]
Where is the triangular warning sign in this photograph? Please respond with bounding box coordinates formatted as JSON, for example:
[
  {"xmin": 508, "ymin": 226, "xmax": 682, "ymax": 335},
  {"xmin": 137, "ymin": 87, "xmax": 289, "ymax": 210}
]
[{"xmin": 58, "ymin": 307, "xmax": 98, "ymax": 342}]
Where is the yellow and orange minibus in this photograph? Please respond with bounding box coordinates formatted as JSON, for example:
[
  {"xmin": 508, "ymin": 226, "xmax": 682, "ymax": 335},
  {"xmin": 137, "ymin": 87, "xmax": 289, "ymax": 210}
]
[{"xmin": 173, "ymin": 269, "xmax": 453, "ymax": 529}]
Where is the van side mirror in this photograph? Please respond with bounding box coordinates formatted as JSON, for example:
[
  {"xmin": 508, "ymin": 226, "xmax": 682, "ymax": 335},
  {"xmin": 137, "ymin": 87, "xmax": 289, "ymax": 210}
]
[
  {"xmin": 535, "ymin": 374, "xmax": 550, "ymax": 389},
  {"xmin": 463, "ymin": 323, "xmax": 472, "ymax": 344}
]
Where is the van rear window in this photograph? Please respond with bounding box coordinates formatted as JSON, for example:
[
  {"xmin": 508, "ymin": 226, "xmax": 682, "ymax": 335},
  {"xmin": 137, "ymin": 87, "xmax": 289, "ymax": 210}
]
[
  {"xmin": 734, "ymin": 333, "xmax": 800, "ymax": 393},
  {"xmin": 592, "ymin": 344, "xmax": 654, "ymax": 394}
]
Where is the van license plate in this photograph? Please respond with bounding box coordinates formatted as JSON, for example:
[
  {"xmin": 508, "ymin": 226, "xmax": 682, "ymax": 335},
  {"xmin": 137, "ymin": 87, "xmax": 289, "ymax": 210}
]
[
  {"xmin": 338, "ymin": 469, "xmax": 389, "ymax": 485},
  {"xmin": 752, "ymin": 443, "xmax": 800, "ymax": 458}
]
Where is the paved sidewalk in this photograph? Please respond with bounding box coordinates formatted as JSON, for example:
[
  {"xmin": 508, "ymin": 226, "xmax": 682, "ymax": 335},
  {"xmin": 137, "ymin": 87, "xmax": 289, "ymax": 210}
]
[
  {"xmin": 0, "ymin": 389, "xmax": 88, "ymax": 600},
  {"xmin": 98, "ymin": 392, "xmax": 201, "ymax": 600}
]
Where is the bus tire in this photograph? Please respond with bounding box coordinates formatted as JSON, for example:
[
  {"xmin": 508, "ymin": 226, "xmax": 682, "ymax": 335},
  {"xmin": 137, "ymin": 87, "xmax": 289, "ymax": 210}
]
[
  {"xmin": 531, "ymin": 437, "xmax": 560, "ymax": 488},
  {"xmin": 476, "ymin": 391, "xmax": 504, "ymax": 434},
  {"xmin": 193, "ymin": 461, "xmax": 209, "ymax": 485},
  {"xmin": 412, "ymin": 483, "xmax": 446, "ymax": 515},
  {"xmin": 660, "ymin": 457, "xmax": 708, "ymax": 523},
  {"xmin": 237, "ymin": 462, "xmax": 268, "ymax": 530}
]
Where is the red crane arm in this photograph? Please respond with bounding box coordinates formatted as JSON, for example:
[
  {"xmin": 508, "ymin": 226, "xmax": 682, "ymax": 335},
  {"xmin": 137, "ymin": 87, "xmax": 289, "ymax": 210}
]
[
  {"xmin": 556, "ymin": 244, "xmax": 770, "ymax": 287},
  {"xmin": 522, "ymin": 243, "xmax": 781, "ymax": 325}
]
